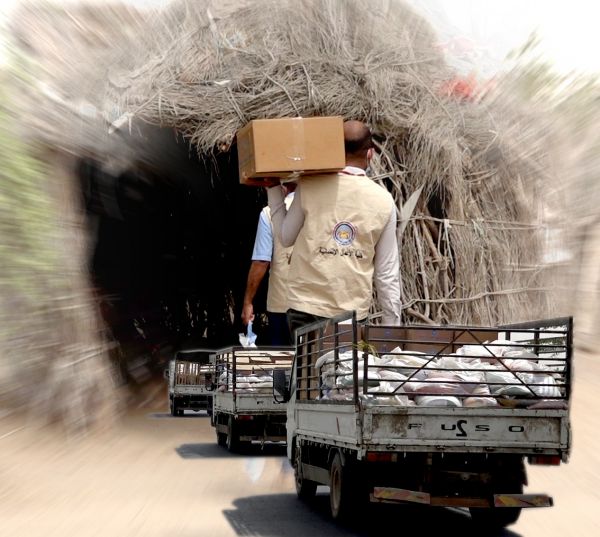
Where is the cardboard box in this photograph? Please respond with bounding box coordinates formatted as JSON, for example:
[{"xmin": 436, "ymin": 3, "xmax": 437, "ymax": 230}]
[{"xmin": 237, "ymin": 116, "xmax": 345, "ymax": 185}]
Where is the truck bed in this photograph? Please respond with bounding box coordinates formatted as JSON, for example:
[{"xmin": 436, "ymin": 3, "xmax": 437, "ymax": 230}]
[
  {"xmin": 214, "ymin": 392, "xmax": 286, "ymax": 415},
  {"xmin": 172, "ymin": 359, "xmax": 214, "ymax": 395},
  {"xmin": 214, "ymin": 347, "xmax": 294, "ymax": 416},
  {"xmin": 295, "ymin": 403, "xmax": 568, "ymax": 456},
  {"xmin": 293, "ymin": 314, "xmax": 572, "ymax": 460},
  {"xmin": 212, "ymin": 346, "xmax": 295, "ymax": 448}
]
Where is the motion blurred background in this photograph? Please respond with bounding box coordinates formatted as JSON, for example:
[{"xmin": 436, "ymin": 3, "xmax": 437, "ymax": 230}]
[
  {"xmin": 2, "ymin": 0, "xmax": 596, "ymax": 426},
  {"xmin": 0, "ymin": 2, "xmax": 598, "ymax": 535}
]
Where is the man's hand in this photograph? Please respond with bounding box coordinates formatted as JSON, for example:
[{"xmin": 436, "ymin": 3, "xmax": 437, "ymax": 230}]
[{"xmin": 241, "ymin": 303, "xmax": 255, "ymax": 325}]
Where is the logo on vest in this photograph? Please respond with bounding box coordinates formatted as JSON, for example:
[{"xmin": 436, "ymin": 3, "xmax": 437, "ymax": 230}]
[{"xmin": 333, "ymin": 221, "xmax": 356, "ymax": 246}]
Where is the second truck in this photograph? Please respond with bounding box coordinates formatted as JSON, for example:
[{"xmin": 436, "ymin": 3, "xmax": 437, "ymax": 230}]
[{"xmin": 212, "ymin": 346, "xmax": 294, "ymax": 451}]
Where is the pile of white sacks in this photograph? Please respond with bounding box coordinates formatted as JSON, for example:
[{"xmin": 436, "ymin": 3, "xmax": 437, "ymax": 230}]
[
  {"xmin": 315, "ymin": 340, "xmax": 564, "ymax": 408},
  {"xmin": 217, "ymin": 371, "xmax": 274, "ymax": 392}
]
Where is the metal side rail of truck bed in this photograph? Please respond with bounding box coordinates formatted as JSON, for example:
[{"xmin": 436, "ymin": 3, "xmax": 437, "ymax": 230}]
[
  {"xmin": 212, "ymin": 346, "xmax": 294, "ymax": 452},
  {"xmin": 279, "ymin": 312, "xmax": 573, "ymax": 527}
]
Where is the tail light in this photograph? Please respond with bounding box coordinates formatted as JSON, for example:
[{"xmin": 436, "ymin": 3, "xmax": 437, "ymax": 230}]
[
  {"xmin": 366, "ymin": 452, "xmax": 398, "ymax": 462},
  {"xmin": 528, "ymin": 455, "xmax": 561, "ymax": 466}
]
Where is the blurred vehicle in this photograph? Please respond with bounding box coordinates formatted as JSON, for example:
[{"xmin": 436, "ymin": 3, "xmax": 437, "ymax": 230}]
[
  {"xmin": 164, "ymin": 348, "xmax": 216, "ymax": 416},
  {"xmin": 212, "ymin": 346, "xmax": 294, "ymax": 451}
]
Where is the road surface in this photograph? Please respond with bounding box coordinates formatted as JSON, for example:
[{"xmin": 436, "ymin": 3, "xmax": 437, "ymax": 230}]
[{"xmin": 1, "ymin": 351, "xmax": 598, "ymax": 537}]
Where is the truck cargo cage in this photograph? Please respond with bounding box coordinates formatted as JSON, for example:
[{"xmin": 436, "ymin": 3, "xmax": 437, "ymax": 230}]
[
  {"xmin": 295, "ymin": 312, "xmax": 359, "ymax": 403},
  {"xmin": 296, "ymin": 313, "xmax": 572, "ymax": 410},
  {"xmin": 216, "ymin": 346, "xmax": 295, "ymax": 395},
  {"xmin": 212, "ymin": 346, "xmax": 295, "ymax": 450},
  {"xmin": 174, "ymin": 360, "xmax": 214, "ymax": 386},
  {"xmin": 167, "ymin": 348, "xmax": 218, "ymax": 416}
]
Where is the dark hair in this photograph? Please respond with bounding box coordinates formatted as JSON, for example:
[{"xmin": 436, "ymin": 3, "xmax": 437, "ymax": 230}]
[{"xmin": 344, "ymin": 124, "xmax": 374, "ymax": 156}]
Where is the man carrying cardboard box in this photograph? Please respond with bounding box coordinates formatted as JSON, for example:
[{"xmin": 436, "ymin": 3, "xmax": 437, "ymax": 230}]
[{"xmin": 267, "ymin": 120, "xmax": 401, "ymax": 334}]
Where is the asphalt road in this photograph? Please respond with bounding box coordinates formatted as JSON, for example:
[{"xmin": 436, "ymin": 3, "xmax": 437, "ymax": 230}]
[{"xmin": 1, "ymin": 351, "xmax": 598, "ymax": 536}]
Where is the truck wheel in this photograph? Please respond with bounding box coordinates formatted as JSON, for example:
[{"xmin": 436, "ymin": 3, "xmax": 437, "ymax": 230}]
[
  {"xmin": 329, "ymin": 452, "xmax": 356, "ymax": 522},
  {"xmin": 294, "ymin": 443, "xmax": 317, "ymax": 501},
  {"xmin": 214, "ymin": 413, "xmax": 226, "ymax": 446},
  {"xmin": 469, "ymin": 507, "xmax": 522, "ymax": 528},
  {"xmin": 170, "ymin": 400, "xmax": 177, "ymax": 417},
  {"xmin": 227, "ymin": 417, "xmax": 239, "ymax": 452},
  {"xmin": 470, "ymin": 481, "xmax": 523, "ymax": 528}
]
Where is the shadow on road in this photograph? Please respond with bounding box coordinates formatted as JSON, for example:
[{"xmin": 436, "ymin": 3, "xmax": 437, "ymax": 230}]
[
  {"xmin": 176, "ymin": 442, "xmax": 287, "ymax": 459},
  {"xmin": 223, "ymin": 493, "xmax": 524, "ymax": 537}
]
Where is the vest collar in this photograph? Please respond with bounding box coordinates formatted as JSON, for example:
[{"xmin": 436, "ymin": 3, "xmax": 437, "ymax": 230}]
[{"xmin": 340, "ymin": 165, "xmax": 367, "ymax": 176}]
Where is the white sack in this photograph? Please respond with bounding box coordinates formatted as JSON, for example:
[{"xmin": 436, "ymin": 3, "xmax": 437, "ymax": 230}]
[
  {"xmin": 531, "ymin": 374, "xmax": 561, "ymax": 398},
  {"xmin": 408, "ymin": 375, "xmax": 469, "ymax": 395},
  {"xmin": 335, "ymin": 367, "xmax": 381, "ymax": 388},
  {"xmin": 381, "ymin": 356, "xmax": 430, "ymax": 378},
  {"xmin": 320, "ymin": 388, "xmax": 353, "ymax": 401},
  {"xmin": 315, "ymin": 350, "xmax": 354, "ymax": 371},
  {"xmin": 361, "ymin": 393, "xmax": 412, "ymax": 406},
  {"xmin": 464, "ymin": 396, "xmax": 498, "ymax": 407},
  {"xmin": 415, "ymin": 395, "xmax": 462, "ymax": 407}
]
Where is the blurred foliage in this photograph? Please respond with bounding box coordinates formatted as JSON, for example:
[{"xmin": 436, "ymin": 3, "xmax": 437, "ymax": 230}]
[
  {"xmin": 507, "ymin": 33, "xmax": 600, "ymax": 215},
  {"xmin": 0, "ymin": 96, "xmax": 62, "ymax": 304},
  {"xmin": 0, "ymin": 76, "xmax": 114, "ymax": 421},
  {"xmin": 508, "ymin": 32, "xmax": 600, "ymax": 135},
  {"xmin": 506, "ymin": 33, "xmax": 600, "ymax": 339},
  {"xmin": 0, "ymin": 80, "xmax": 63, "ymax": 409}
]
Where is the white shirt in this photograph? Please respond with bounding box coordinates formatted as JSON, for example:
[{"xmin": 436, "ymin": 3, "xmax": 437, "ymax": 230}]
[{"xmin": 251, "ymin": 192, "xmax": 295, "ymax": 262}]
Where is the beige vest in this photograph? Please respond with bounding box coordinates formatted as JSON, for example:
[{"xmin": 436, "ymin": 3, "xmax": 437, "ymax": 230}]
[
  {"xmin": 264, "ymin": 196, "xmax": 293, "ymax": 313},
  {"xmin": 287, "ymin": 173, "xmax": 393, "ymax": 319}
]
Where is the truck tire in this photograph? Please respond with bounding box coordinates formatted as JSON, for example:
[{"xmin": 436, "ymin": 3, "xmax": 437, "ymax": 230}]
[
  {"xmin": 227, "ymin": 417, "xmax": 239, "ymax": 452},
  {"xmin": 470, "ymin": 481, "xmax": 523, "ymax": 528},
  {"xmin": 329, "ymin": 452, "xmax": 356, "ymax": 522},
  {"xmin": 469, "ymin": 506, "xmax": 522, "ymax": 528},
  {"xmin": 214, "ymin": 413, "xmax": 227, "ymax": 446},
  {"xmin": 170, "ymin": 399, "xmax": 178, "ymax": 417},
  {"xmin": 294, "ymin": 442, "xmax": 317, "ymax": 501}
]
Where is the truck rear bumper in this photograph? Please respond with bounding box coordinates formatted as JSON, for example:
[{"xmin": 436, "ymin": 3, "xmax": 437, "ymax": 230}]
[
  {"xmin": 371, "ymin": 487, "xmax": 553, "ymax": 508},
  {"xmin": 176, "ymin": 398, "xmax": 211, "ymax": 409},
  {"xmin": 239, "ymin": 435, "xmax": 286, "ymax": 443}
]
